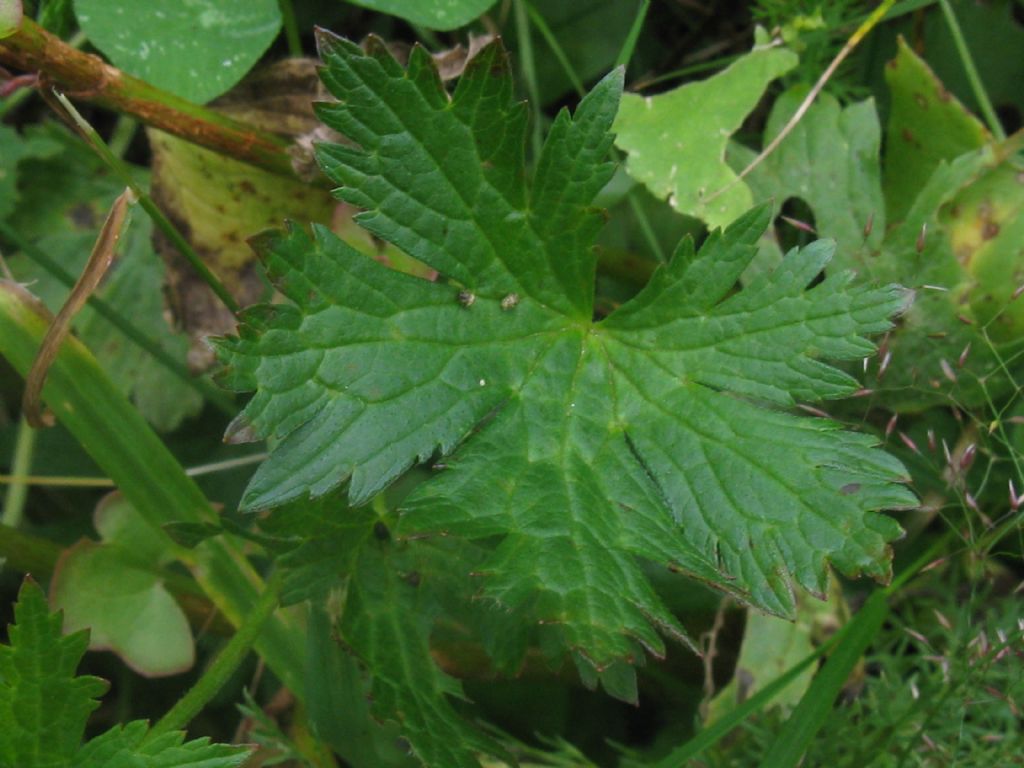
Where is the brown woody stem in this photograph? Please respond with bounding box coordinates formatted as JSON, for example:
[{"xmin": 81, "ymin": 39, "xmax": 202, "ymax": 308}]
[{"xmin": 0, "ymin": 17, "xmax": 297, "ymax": 178}]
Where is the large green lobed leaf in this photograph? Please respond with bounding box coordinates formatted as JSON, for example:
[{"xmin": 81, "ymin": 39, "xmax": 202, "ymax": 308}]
[{"xmin": 217, "ymin": 33, "xmax": 913, "ymax": 678}]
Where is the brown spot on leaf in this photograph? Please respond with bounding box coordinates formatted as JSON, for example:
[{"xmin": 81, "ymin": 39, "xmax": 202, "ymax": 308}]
[
  {"xmin": 68, "ymin": 203, "xmax": 98, "ymax": 229},
  {"xmin": 901, "ymin": 127, "xmax": 921, "ymax": 148}
]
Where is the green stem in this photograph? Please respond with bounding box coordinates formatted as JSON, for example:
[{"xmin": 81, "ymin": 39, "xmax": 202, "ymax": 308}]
[
  {"xmin": 0, "ymin": 29, "xmax": 85, "ymax": 118},
  {"xmin": 0, "ymin": 19, "xmax": 295, "ymax": 176},
  {"xmin": 760, "ymin": 592, "xmax": 889, "ymax": 768},
  {"xmin": 135, "ymin": 197, "xmax": 239, "ymax": 313},
  {"xmin": 0, "ymin": 222, "xmax": 236, "ymax": 415},
  {"xmin": 513, "ymin": 0, "xmax": 543, "ymax": 161},
  {"xmin": 627, "ymin": 191, "xmax": 666, "ymax": 263},
  {"xmin": 639, "ymin": 632, "xmax": 836, "ymax": 768},
  {"xmin": 615, "ymin": 0, "xmax": 650, "ymax": 69},
  {"xmin": 880, "ymin": 0, "xmax": 937, "ymax": 21},
  {"xmin": 53, "ymin": 92, "xmax": 241, "ymax": 314},
  {"xmin": 277, "ymin": 0, "xmax": 303, "ymax": 56},
  {"xmin": 937, "ymin": 0, "xmax": 1005, "ymax": 140},
  {"xmin": 106, "ymin": 114, "xmax": 137, "ymax": 159},
  {"xmin": 146, "ymin": 569, "xmax": 286, "ymax": 743},
  {"xmin": 1, "ymin": 416, "xmax": 36, "ymax": 527},
  {"xmin": 522, "ymin": 1, "xmax": 584, "ymax": 97}
]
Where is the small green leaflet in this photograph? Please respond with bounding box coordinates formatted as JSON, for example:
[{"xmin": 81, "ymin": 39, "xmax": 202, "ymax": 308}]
[
  {"xmin": 883, "ymin": 37, "xmax": 990, "ymax": 222},
  {"xmin": 50, "ymin": 494, "xmax": 195, "ymax": 678},
  {"xmin": 0, "ymin": 579, "xmax": 249, "ymax": 768},
  {"xmin": 613, "ymin": 33, "xmax": 797, "ymax": 228},
  {"xmin": 217, "ymin": 32, "xmax": 913, "ymax": 679},
  {"xmin": 74, "ymin": 0, "xmax": 281, "ymax": 104},
  {"xmin": 736, "ymin": 86, "xmax": 886, "ymax": 275}
]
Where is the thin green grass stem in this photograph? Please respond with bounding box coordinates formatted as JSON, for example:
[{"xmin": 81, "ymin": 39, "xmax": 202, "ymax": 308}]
[
  {"xmin": 627, "ymin": 192, "xmax": 666, "ymax": 263},
  {"xmin": 937, "ymin": 0, "xmax": 1005, "ymax": 140},
  {"xmin": 513, "ymin": 0, "xmax": 543, "ymax": 161},
  {"xmin": 639, "ymin": 633, "xmax": 839, "ymax": 768},
  {"xmin": 278, "ymin": 0, "xmax": 303, "ymax": 56},
  {"xmin": 145, "ymin": 568, "xmax": 285, "ymax": 743},
  {"xmin": 615, "ymin": 0, "xmax": 650, "ymax": 69},
  {"xmin": 409, "ymin": 24, "xmax": 442, "ymax": 50},
  {"xmin": 1, "ymin": 417, "xmax": 36, "ymax": 527},
  {"xmin": 522, "ymin": 1, "xmax": 584, "ymax": 97},
  {"xmin": 106, "ymin": 115, "xmax": 137, "ymax": 159},
  {"xmin": 759, "ymin": 592, "xmax": 889, "ymax": 768},
  {"xmin": 630, "ymin": 55, "xmax": 742, "ymax": 91}
]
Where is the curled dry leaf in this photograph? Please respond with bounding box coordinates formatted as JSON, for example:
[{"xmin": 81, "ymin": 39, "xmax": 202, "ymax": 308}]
[
  {"xmin": 22, "ymin": 187, "xmax": 134, "ymax": 427},
  {"xmin": 149, "ymin": 58, "xmax": 336, "ymax": 370}
]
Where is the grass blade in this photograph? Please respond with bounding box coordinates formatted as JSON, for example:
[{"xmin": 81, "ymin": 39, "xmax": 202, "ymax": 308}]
[
  {"xmin": 0, "ymin": 280, "xmax": 305, "ymax": 695},
  {"xmin": 616, "ymin": 0, "xmax": 650, "ymax": 69},
  {"xmin": 637, "ymin": 635, "xmax": 836, "ymax": 768},
  {"xmin": 759, "ymin": 591, "xmax": 889, "ymax": 768}
]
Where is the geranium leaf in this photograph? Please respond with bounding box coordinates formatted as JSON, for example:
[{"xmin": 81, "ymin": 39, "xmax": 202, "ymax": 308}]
[
  {"xmin": 75, "ymin": 721, "xmax": 248, "ymax": 768},
  {"xmin": 0, "ymin": 579, "xmax": 106, "ymax": 768},
  {"xmin": 0, "ymin": 580, "xmax": 249, "ymax": 768},
  {"xmin": 341, "ymin": 542, "xmax": 510, "ymax": 768},
  {"xmin": 216, "ymin": 30, "xmax": 913, "ymax": 716}
]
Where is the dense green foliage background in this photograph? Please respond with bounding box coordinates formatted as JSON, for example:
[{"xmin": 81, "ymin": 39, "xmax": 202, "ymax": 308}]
[{"xmin": 1, "ymin": 1, "xmax": 1022, "ymax": 766}]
